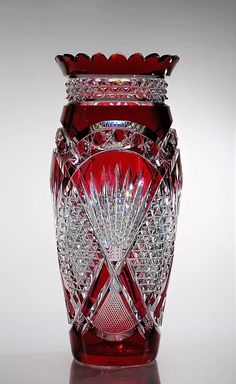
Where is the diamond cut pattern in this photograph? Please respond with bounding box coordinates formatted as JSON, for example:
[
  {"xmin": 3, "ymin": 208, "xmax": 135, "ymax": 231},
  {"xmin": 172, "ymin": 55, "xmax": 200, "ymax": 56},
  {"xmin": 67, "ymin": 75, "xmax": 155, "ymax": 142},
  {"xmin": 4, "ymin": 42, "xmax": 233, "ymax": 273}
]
[
  {"xmin": 55, "ymin": 126, "xmax": 163, "ymax": 171},
  {"xmin": 128, "ymin": 149, "xmax": 182, "ymax": 325},
  {"xmin": 56, "ymin": 186, "xmax": 103, "ymax": 299},
  {"xmin": 52, "ymin": 124, "xmax": 182, "ymax": 333},
  {"xmin": 129, "ymin": 194, "xmax": 177, "ymax": 294},
  {"xmin": 93, "ymin": 283, "xmax": 138, "ymax": 336},
  {"xmin": 66, "ymin": 76, "xmax": 167, "ymax": 103}
]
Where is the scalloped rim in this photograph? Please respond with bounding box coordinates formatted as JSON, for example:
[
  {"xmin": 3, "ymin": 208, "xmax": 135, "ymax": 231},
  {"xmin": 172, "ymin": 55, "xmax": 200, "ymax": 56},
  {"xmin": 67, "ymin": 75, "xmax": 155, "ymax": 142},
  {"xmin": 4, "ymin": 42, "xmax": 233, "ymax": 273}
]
[{"xmin": 55, "ymin": 52, "xmax": 180, "ymax": 76}]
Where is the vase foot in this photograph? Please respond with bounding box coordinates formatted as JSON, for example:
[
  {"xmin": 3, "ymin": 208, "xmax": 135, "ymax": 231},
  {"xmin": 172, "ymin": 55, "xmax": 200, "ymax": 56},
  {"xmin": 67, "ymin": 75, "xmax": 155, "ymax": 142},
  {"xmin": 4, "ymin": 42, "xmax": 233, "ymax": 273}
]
[{"xmin": 69, "ymin": 326, "xmax": 160, "ymax": 366}]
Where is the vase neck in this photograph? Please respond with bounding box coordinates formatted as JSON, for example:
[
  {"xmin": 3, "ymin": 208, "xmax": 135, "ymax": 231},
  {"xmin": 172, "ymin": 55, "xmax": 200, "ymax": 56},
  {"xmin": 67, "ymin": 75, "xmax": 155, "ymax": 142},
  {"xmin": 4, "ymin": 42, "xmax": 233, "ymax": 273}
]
[{"xmin": 65, "ymin": 75, "xmax": 168, "ymax": 105}]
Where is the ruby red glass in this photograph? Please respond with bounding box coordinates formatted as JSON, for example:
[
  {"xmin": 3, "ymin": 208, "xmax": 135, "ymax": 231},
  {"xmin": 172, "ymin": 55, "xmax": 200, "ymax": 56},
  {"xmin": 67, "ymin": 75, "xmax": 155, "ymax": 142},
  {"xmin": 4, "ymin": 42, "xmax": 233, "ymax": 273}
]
[{"xmin": 50, "ymin": 52, "xmax": 182, "ymax": 366}]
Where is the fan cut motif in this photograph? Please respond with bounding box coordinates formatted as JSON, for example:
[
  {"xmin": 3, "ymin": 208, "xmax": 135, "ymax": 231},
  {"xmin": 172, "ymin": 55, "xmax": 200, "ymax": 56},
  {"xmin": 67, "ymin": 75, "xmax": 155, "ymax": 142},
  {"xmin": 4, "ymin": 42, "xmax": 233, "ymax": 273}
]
[
  {"xmin": 53, "ymin": 125, "xmax": 182, "ymax": 333},
  {"xmin": 81, "ymin": 165, "xmax": 150, "ymax": 269}
]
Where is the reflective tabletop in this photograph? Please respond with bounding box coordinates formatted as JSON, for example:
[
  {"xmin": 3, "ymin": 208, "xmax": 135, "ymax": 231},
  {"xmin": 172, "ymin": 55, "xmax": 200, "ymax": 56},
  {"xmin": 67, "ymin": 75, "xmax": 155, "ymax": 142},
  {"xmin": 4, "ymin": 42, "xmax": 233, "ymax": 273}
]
[
  {"xmin": 0, "ymin": 315, "xmax": 235, "ymax": 384},
  {"xmin": 0, "ymin": 348, "xmax": 234, "ymax": 384}
]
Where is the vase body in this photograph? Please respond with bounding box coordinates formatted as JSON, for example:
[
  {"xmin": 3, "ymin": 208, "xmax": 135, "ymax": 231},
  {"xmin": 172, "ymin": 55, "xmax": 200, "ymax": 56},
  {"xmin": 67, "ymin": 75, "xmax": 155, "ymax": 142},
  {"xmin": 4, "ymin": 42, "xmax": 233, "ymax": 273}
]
[{"xmin": 51, "ymin": 53, "xmax": 182, "ymax": 366}]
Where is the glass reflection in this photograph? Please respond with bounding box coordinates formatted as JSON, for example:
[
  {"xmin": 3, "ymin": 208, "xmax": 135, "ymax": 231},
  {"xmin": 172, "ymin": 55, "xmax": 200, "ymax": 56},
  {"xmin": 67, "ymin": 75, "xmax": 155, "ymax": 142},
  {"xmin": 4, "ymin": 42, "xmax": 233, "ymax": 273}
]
[{"xmin": 69, "ymin": 359, "xmax": 161, "ymax": 384}]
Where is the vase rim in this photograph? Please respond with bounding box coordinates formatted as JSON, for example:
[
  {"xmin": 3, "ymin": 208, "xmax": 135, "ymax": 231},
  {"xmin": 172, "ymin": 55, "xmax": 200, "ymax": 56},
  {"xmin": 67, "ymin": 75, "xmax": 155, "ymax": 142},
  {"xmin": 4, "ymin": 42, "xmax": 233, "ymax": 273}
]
[{"xmin": 55, "ymin": 52, "xmax": 180, "ymax": 77}]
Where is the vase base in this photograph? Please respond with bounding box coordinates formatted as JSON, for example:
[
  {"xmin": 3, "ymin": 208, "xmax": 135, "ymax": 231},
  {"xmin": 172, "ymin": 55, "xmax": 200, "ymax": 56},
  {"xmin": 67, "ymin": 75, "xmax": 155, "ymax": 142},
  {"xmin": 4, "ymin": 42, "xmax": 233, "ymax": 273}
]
[{"xmin": 69, "ymin": 325, "xmax": 160, "ymax": 366}]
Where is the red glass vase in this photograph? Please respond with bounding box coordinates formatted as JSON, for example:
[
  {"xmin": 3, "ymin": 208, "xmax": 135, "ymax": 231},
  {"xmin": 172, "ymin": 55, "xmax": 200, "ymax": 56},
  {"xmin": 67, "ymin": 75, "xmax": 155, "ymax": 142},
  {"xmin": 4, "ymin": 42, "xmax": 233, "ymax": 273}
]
[{"xmin": 50, "ymin": 52, "xmax": 182, "ymax": 366}]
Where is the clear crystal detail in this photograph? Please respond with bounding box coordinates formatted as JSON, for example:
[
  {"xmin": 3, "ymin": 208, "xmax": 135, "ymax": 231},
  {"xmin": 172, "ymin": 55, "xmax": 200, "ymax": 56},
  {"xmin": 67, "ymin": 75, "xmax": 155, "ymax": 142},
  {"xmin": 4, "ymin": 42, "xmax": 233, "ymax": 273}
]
[
  {"xmin": 129, "ymin": 189, "xmax": 177, "ymax": 294},
  {"xmin": 66, "ymin": 76, "xmax": 168, "ymax": 103},
  {"xmin": 128, "ymin": 149, "xmax": 182, "ymax": 326},
  {"xmin": 90, "ymin": 120, "xmax": 145, "ymax": 133},
  {"xmin": 55, "ymin": 125, "xmax": 174, "ymax": 170},
  {"xmin": 81, "ymin": 165, "xmax": 149, "ymax": 265},
  {"xmin": 56, "ymin": 184, "xmax": 103, "ymax": 300},
  {"xmin": 52, "ymin": 123, "xmax": 182, "ymax": 332},
  {"xmin": 93, "ymin": 282, "xmax": 138, "ymax": 337}
]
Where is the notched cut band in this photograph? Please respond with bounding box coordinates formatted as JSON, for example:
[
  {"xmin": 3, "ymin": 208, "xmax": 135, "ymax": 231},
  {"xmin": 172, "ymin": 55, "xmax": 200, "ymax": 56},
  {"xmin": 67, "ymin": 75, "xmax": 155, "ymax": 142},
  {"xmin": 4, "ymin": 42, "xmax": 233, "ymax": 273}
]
[{"xmin": 66, "ymin": 76, "xmax": 168, "ymax": 103}]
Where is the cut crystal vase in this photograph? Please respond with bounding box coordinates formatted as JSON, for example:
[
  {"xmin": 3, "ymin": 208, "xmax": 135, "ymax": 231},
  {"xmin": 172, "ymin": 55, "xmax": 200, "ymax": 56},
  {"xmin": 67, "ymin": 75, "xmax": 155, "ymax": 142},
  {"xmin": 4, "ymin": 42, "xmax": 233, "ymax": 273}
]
[{"xmin": 50, "ymin": 52, "xmax": 182, "ymax": 366}]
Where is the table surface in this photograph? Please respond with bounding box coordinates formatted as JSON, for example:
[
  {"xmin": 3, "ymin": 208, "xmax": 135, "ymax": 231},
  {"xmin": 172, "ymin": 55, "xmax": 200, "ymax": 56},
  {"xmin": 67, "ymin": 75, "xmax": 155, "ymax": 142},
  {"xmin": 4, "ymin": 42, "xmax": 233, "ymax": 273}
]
[
  {"xmin": 0, "ymin": 347, "xmax": 235, "ymax": 384},
  {"xmin": 0, "ymin": 314, "xmax": 235, "ymax": 384}
]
